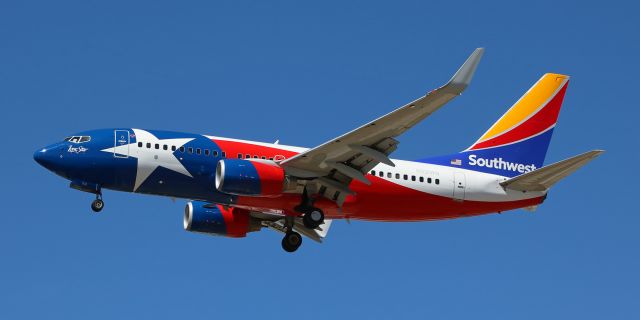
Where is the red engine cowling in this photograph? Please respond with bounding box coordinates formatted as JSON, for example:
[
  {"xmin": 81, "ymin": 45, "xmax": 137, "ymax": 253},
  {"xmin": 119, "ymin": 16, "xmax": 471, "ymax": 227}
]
[
  {"xmin": 183, "ymin": 201, "xmax": 261, "ymax": 237},
  {"xmin": 215, "ymin": 159, "xmax": 286, "ymax": 196}
]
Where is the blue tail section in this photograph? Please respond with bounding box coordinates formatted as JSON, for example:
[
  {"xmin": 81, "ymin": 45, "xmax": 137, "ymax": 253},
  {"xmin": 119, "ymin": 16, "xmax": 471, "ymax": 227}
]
[
  {"xmin": 417, "ymin": 73, "xmax": 570, "ymax": 177},
  {"xmin": 418, "ymin": 129, "xmax": 554, "ymax": 177}
]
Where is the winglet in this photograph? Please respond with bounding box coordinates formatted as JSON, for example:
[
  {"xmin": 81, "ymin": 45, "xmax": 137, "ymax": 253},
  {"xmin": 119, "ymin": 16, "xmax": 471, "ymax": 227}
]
[{"xmin": 442, "ymin": 47, "xmax": 484, "ymax": 94}]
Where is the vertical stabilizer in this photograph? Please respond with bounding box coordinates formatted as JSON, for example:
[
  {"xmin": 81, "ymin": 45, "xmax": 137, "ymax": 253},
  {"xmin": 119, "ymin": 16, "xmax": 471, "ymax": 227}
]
[{"xmin": 419, "ymin": 73, "xmax": 570, "ymax": 177}]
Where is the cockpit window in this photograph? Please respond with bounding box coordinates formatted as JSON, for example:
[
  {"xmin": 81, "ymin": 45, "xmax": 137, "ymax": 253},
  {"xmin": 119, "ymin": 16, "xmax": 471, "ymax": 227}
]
[{"xmin": 65, "ymin": 136, "xmax": 91, "ymax": 143}]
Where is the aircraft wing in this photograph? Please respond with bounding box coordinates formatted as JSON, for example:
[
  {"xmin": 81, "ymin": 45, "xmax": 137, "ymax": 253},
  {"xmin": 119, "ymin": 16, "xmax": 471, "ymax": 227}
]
[{"xmin": 279, "ymin": 48, "xmax": 484, "ymax": 205}]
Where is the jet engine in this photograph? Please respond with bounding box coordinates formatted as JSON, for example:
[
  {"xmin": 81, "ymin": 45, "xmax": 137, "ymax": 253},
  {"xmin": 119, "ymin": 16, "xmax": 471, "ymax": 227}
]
[
  {"xmin": 215, "ymin": 159, "xmax": 294, "ymax": 196},
  {"xmin": 183, "ymin": 201, "xmax": 261, "ymax": 237}
]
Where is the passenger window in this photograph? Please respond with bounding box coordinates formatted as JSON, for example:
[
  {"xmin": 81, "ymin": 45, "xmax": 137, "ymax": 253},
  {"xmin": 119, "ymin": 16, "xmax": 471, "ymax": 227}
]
[
  {"xmin": 179, "ymin": 146, "xmax": 185, "ymax": 153},
  {"xmin": 221, "ymin": 152, "xmax": 226, "ymax": 158},
  {"xmin": 428, "ymin": 178, "xmax": 432, "ymax": 184},
  {"xmin": 213, "ymin": 151, "xmax": 219, "ymax": 157},
  {"xmin": 155, "ymin": 143, "xmax": 159, "ymax": 149},
  {"xmin": 371, "ymin": 170, "xmax": 376, "ymax": 176},
  {"xmin": 172, "ymin": 146, "xmax": 176, "ymax": 151},
  {"xmin": 238, "ymin": 153, "xmax": 243, "ymax": 159},
  {"xmin": 246, "ymin": 154, "xmax": 251, "ymax": 159},
  {"xmin": 403, "ymin": 174, "xmax": 408, "ymax": 180},
  {"xmin": 411, "ymin": 175, "xmax": 416, "ymax": 181},
  {"xmin": 379, "ymin": 171, "xmax": 384, "ymax": 177},
  {"xmin": 188, "ymin": 147, "xmax": 193, "ymax": 154},
  {"xmin": 387, "ymin": 172, "xmax": 392, "ymax": 178},
  {"xmin": 395, "ymin": 173, "xmax": 400, "ymax": 179},
  {"xmin": 254, "ymin": 155, "xmax": 258, "ymax": 159},
  {"xmin": 205, "ymin": 149, "xmax": 210, "ymax": 156},
  {"xmin": 146, "ymin": 143, "xmax": 151, "ymax": 148},
  {"xmin": 163, "ymin": 145, "xmax": 168, "ymax": 150},
  {"xmin": 435, "ymin": 179, "xmax": 440, "ymax": 185},
  {"xmin": 138, "ymin": 142, "xmax": 142, "ymax": 148},
  {"xmin": 419, "ymin": 177, "xmax": 424, "ymax": 183},
  {"xmin": 269, "ymin": 157, "xmax": 274, "ymax": 160},
  {"xmin": 196, "ymin": 148, "xmax": 201, "ymax": 155},
  {"xmin": 261, "ymin": 156, "xmax": 266, "ymax": 159}
]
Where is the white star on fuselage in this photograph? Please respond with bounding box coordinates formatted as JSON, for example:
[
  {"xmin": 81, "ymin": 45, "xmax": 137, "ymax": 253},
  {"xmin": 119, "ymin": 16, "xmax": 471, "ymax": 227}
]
[{"xmin": 102, "ymin": 129, "xmax": 195, "ymax": 191}]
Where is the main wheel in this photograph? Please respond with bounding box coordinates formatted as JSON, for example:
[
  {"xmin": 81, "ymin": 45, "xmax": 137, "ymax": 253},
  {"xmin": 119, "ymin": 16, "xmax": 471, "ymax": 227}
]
[
  {"xmin": 302, "ymin": 208, "xmax": 324, "ymax": 229},
  {"xmin": 91, "ymin": 199, "xmax": 104, "ymax": 212},
  {"xmin": 281, "ymin": 232, "xmax": 303, "ymax": 253}
]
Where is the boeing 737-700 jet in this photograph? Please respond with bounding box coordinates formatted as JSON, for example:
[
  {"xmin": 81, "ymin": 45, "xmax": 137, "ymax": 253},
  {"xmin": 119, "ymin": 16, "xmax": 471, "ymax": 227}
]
[{"xmin": 34, "ymin": 48, "xmax": 603, "ymax": 252}]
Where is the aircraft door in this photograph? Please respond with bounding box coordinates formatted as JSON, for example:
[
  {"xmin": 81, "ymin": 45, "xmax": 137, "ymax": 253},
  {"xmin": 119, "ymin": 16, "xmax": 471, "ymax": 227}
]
[
  {"xmin": 114, "ymin": 130, "xmax": 130, "ymax": 158},
  {"xmin": 453, "ymin": 172, "xmax": 466, "ymax": 201}
]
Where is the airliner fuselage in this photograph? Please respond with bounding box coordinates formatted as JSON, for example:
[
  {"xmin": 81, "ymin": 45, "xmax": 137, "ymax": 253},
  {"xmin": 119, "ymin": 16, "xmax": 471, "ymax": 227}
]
[{"xmin": 34, "ymin": 128, "xmax": 545, "ymax": 222}]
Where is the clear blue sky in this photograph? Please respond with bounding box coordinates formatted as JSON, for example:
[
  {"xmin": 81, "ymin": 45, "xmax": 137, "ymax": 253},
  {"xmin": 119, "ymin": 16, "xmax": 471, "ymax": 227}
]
[{"xmin": 1, "ymin": 1, "xmax": 638, "ymax": 319}]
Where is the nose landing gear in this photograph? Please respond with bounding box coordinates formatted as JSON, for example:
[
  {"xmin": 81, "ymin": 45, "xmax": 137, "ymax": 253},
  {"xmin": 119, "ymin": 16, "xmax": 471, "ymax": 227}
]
[
  {"xmin": 91, "ymin": 194, "xmax": 104, "ymax": 212},
  {"xmin": 69, "ymin": 181, "xmax": 104, "ymax": 213}
]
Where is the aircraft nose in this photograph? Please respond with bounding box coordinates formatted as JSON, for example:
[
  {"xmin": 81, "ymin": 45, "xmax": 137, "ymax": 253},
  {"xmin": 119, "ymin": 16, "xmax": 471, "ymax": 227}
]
[
  {"xmin": 34, "ymin": 148, "xmax": 50, "ymax": 167},
  {"xmin": 34, "ymin": 146, "xmax": 60, "ymax": 170}
]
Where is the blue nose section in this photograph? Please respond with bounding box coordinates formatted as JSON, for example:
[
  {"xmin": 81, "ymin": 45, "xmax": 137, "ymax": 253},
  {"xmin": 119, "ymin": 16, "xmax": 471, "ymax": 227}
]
[
  {"xmin": 34, "ymin": 148, "xmax": 49, "ymax": 166},
  {"xmin": 34, "ymin": 146, "xmax": 61, "ymax": 171}
]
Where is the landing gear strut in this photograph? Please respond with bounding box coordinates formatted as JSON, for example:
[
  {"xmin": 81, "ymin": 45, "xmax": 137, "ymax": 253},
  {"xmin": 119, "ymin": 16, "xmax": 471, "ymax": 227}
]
[{"xmin": 91, "ymin": 194, "xmax": 104, "ymax": 212}]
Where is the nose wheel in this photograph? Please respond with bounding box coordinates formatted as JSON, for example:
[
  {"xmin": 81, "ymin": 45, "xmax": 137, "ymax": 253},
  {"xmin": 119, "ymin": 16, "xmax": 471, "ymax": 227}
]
[{"xmin": 91, "ymin": 195, "xmax": 104, "ymax": 212}]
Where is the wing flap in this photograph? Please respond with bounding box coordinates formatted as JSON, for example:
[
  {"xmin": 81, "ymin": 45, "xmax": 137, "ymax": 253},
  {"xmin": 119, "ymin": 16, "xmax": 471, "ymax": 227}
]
[{"xmin": 263, "ymin": 219, "xmax": 333, "ymax": 243}]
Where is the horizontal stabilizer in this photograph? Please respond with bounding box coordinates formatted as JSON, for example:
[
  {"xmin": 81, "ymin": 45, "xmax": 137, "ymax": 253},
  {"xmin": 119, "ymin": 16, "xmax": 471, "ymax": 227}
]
[{"xmin": 500, "ymin": 150, "xmax": 604, "ymax": 192}]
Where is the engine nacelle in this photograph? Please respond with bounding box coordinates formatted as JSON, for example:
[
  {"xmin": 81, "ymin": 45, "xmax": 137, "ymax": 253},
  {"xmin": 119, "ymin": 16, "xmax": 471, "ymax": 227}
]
[
  {"xmin": 215, "ymin": 159, "xmax": 287, "ymax": 196},
  {"xmin": 183, "ymin": 201, "xmax": 260, "ymax": 238}
]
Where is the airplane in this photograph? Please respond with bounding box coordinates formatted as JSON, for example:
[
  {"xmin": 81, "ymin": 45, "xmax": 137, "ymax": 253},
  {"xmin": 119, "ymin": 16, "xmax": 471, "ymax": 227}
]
[{"xmin": 34, "ymin": 48, "xmax": 603, "ymax": 252}]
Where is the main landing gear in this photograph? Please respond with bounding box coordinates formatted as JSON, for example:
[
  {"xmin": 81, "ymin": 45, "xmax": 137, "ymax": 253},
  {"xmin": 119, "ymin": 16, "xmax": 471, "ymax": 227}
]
[
  {"xmin": 302, "ymin": 207, "xmax": 324, "ymax": 229},
  {"xmin": 296, "ymin": 187, "xmax": 325, "ymax": 229},
  {"xmin": 281, "ymin": 216, "xmax": 302, "ymax": 253},
  {"xmin": 279, "ymin": 188, "xmax": 326, "ymax": 253},
  {"xmin": 282, "ymin": 231, "xmax": 303, "ymax": 253},
  {"xmin": 91, "ymin": 194, "xmax": 104, "ymax": 212}
]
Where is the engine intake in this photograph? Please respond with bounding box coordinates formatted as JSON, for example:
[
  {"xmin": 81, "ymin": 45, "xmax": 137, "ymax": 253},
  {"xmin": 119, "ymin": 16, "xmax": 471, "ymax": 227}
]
[
  {"xmin": 183, "ymin": 201, "xmax": 260, "ymax": 237},
  {"xmin": 215, "ymin": 159, "xmax": 287, "ymax": 196}
]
